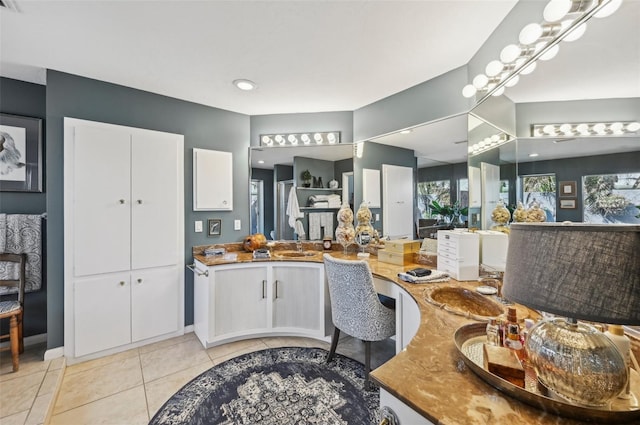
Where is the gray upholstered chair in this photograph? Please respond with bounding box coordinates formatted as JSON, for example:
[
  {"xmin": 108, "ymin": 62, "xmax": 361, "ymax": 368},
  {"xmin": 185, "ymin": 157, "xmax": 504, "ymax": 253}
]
[{"xmin": 323, "ymin": 254, "xmax": 396, "ymax": 389}]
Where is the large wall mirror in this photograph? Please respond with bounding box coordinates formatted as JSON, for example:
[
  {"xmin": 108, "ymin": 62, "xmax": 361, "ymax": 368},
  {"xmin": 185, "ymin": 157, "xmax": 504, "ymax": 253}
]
[
  {"xmin": 469, "ymin": 0, "xmax": 639, "ymax": 227},
  {"xmin": 250, "ymin": 144, "xmax": 353, "ymax": 240}
]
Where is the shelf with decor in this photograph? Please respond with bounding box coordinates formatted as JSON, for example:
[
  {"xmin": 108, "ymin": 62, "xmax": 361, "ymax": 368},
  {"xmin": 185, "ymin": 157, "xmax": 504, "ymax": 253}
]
[
  {"xmin": 296, "ymin": 187, "xmax": 342, "ymax": 191},
  {"xmin": 300, "ymin": 207, "xmax": 340, "ymax": 211}
]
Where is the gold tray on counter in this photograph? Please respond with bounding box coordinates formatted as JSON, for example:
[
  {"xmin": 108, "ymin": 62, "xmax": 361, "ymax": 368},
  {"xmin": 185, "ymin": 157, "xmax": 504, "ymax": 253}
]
[{"xmin": 454, "ymin": 323, "xmax": 640, "ymax": 423}]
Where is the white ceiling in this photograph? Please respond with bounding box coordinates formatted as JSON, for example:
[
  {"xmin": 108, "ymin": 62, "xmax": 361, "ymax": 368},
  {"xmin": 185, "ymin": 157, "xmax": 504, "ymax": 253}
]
[
  {"xmin": 2, "ymin": 0, "xmax": 638, "ymax": 170},
  {"xmin": 0, "ymin": 0, "xmax": 518, "ymax": 116}
]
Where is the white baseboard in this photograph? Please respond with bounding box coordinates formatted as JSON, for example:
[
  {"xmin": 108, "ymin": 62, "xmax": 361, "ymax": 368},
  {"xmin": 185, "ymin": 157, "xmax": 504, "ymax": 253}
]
[
  {"xmin": 0, "ymin": 332, "xmax": 47, "ymax": 349},
  {"xmin": 184, "ymin": 324, "xmax": 194, "ymax": 333},
  {"xmin": 44, "ymin": 346, "xmax": 64, "ymax": 360}
]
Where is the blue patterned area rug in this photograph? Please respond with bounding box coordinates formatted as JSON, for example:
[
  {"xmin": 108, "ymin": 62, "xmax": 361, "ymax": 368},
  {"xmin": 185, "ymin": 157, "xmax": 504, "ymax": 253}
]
[{"xmin": 149, "ymin": 347, "xmax": 380, "ymax": 425}]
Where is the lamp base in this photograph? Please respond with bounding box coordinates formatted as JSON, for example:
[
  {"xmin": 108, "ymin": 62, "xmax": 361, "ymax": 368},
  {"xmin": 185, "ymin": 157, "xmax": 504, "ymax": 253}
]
[{"xmin": 526, "ymin": 317, "xmax": 627, "ymax": 407}]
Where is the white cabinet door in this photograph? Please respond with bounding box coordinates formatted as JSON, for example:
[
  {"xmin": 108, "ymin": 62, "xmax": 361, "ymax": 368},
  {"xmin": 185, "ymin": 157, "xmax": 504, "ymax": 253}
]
[
  {"xmin": 272, "ymin": 265, "xmax": 321, "ymax": 331},
  {"xmin": 214, "ymin": 266, "xmax": 268, "ymax": 336},
  {"xmin": 74, "ymin": 273, "xmax": 131, "ymax": 357},
  {"xmin": 131, "ymin": 267, "xmax": 180, "ymax": 342},
  {"xmin": 73, "ymin": 125, "xmax": 131, "ymax": 276},
  {"xmin": 131, "ymin": 131, "xmax": 180, "ymax": 269},
  {"xmin": 193, "ymin": 148, "xmax": 233, "ymax": 211}
]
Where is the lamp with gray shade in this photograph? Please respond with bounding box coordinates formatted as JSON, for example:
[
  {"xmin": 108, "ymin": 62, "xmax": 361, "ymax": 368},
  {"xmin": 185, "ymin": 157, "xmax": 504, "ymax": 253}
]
[{"xmin": 503, "ymin": 222, "xmax": 640, "ymax": 407}]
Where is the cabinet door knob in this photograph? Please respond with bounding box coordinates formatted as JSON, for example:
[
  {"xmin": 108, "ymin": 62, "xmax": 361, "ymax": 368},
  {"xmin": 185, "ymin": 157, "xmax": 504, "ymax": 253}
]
[
  {"xmin": 119, "ymin": 199, "xmax": 126, "ymax": 204},
  {"xmin": 137, "ymin": 200, "xmax": 143, "ymax": 204},
  {"xmin": 137, "ymin": 278, "xmax": 143, "ymax": 284},
  {"xmin": 119, "ymin": 281, "xmax": 126, "ymax": 286}
]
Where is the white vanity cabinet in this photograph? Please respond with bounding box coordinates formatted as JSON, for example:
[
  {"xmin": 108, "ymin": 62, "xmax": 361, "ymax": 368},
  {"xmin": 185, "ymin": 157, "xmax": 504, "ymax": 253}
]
[
  {"xmin": 64, "ymin": 118, "xmax": 184, "ymax": 362},
  {"xmin": 193, "ymin": 261, "xmax": 327, "ymax": 348},
  {"xmin": 437, "ymin": 230, "xmax": 479, "ymax": 281},
  {"xmin": 373, "ymin": 277, "xmax": 420, "ymax": 353},
  {"xmin": 380, "ymin": 388, "xmax": 436, "ymax": 425}
]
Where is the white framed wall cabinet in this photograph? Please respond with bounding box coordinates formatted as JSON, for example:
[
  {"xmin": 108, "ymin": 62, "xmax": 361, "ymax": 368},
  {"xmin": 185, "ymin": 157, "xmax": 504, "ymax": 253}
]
[
  {"xmin": 193, "ymin": 148, "xmax": 233, "ymax": 211},
  {"xmin": 64, "ymin": 118, "xmax": 185, "ymax": 363}
]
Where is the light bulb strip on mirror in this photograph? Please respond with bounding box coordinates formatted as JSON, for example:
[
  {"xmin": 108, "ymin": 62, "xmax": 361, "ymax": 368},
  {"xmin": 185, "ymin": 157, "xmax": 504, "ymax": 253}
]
[
  {"xmin": 468, "ymin": 132, "xmax": 512, "ymax": 156},
  {"xmin": 532, "ymin": 121, "xmax": 640, "ymax": 137},
  {"xmin": 260, "ymin": 131, "xmax": 341, "ymax": 147},
  {"xmin": 463, "ymin": 0, "xmax": 621, "ymax": 104}
]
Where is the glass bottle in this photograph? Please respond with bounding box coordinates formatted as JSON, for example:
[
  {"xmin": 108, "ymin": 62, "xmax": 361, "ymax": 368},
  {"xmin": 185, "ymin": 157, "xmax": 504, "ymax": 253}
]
[
  {"xmin": 335, "ymin": 202, "xmax": 355, "ymax": 254},
  {"xmin": 503, "ymin": 307, "xmax": 524, "ymax": 360},
  {"xmin": 355, "ymin": 201, "xmax": 374, "ymax": 258},
  {"xmin": 486, "ymin": 318, "xmax": 500, "ymax": 346}
]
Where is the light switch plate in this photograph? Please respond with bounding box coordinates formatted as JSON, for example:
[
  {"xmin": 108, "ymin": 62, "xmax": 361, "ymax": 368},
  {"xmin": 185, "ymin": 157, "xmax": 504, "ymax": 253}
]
[
  {"xmin": 234, "ymin": 219, "xmax": 241, "ymax": 230},
  {"xmin": 195, "ymin": 221, "xmax": 203, "ymax": 232}
]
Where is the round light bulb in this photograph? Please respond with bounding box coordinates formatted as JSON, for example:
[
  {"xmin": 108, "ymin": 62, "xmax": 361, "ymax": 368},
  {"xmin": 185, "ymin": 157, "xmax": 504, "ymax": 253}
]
[
  {"xmin": 593, "ymin": 123, "xmax": 607, "ymax": 134},
  {"xmin": 468, "ymin": 146, "xmax": 474, "ymax": 153},
  {"xmin": 485, "ymin": 60, "xmax": 505, "ymax": 77},
  {"xmin": 301, "ymin": 134, "xmax": 311, "ymax": 144},
  {"xmin": 519, "ymin": 23, "xmax": 543, "ymax": 45},
  {"xmin": 543, "ymin": 125, "xmax": 556, "ymax": 135},
  {"xmin": 539, "ymin": 44, "xmax": 560, "ymax": 61},
  {"xmin": 505, "ymin": 75, "xmax": 520, "ymax": 88},
  {"xmin": 478, "ymin": 141, "xmax": 486, "ymax": 148},
  {"xmin": 492, "ymin": 86, "xmax": 505, "ymax": 97},
  {"xmin": 261, "ymin": 135, "xmax": 272, "ymax": 145},
  {"xmin": 559, "ymin": 123, "xmax": 573, "ymax": 134},
  {"xmin": 314, "ymin": 133, "xmax": 323, "ymax": 144},
  {"xmin": 594, "ymin": 0, "xmax": 622, "ymax": 18},
  {"xmin": 327, "ymin": 133, "xmax": 337, "ymax": 144},
  {"xmin": 544, "ymin": 0, "xmax": 572, "ymax": 22},
  {"xmin": 275, "ymin": 135, "xmax": 285, "ymax": 145},
  {"xmin": 610, "ymin": 122, "xmax": 624, "ymax": 134},
  {"xmin": 288, "ymin": 134, "xmax": 298, "ymax": 145},
  {"xmin": 576, "ymin": 123, "xmax": 590, "ymax": 135},
  {"xmin": 520, "ymin": 61, "xmax": 537, "ymax": 75},
  {"xmin": 500, "ymin": 44, "xmax": 522, "ymax": 63},
  {"xmin": 462, "ymin": 84, "xmax": 477, "ymax": 98},
  {"xmin": 626, "ymin": 122, "xmax": 640, "ymax": 132},
  {"xmin": 472, "ymin": 74, "xmax": 489, "ymax": 89},
  {"xmin": 563, "ymin": 22, "xmax": 587, "ymax": 42},
  {"xmin": 232, "ymin": 79, "xmax": 257, "ymax": 91}
]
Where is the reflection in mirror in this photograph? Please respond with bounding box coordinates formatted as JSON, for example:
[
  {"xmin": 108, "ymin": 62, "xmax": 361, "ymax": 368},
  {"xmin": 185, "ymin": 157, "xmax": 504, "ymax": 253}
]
[
  {"xmin": 467, "ymin": 114, "xmax": 516, "ymax": 230},
  {"xmin": 250, "ymin": 144, "xmax": 353, "ymax": 240},
  {"xmin": 468, "ymin": 0, "xmax": 640, "ymax": 226}
]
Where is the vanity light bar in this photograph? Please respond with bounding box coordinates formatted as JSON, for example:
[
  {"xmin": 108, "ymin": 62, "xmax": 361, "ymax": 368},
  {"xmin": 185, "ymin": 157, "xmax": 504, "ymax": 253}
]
[
  {"xmin": 531, "ymin": 121, "xmax": 640, "ymax": 137},
  {"xmin": 462, "ymin": 0, "xmax": 622, "ymax": 101},
  {"xmin": 260, "ymin": 131, "xmax": 341, "ymax": 147},
  {"xmin": 468, "ymin": 133, "xmax": 512, "ymax": 156}
]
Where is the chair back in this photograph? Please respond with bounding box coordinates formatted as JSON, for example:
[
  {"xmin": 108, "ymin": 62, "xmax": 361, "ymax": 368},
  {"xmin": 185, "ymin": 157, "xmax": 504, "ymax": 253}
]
[
  {"xmin": 0, "ymin": 253, "xmax": 27, "ymax": 305},
  {"xmin": 323, "ymin": 254, "xmax": 395, "ymax": 341}
]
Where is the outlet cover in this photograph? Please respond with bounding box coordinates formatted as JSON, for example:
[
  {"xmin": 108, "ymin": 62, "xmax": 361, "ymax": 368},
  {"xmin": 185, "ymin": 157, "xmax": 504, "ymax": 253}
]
[
  {"xmin": 234, "ymin": 219, "xmax": 241, "ymax": 230},
  {"xmin": 195, "ymin": 221, "xmax": 203, "ymax": 232}
]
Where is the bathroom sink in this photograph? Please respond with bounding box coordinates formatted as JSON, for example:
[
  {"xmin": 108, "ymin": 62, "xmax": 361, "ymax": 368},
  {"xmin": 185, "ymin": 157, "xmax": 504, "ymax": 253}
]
[
  {"xmin": 424, "ymin": 286, "xmax": 504, "ymax": 320},
  {"xmin": 274, "ymin": 251, "xmax": 318, "ymax": 258}
]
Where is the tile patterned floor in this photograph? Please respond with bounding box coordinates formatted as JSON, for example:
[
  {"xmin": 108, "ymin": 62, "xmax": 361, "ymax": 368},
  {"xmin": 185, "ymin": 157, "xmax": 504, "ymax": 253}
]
[{"xmin": 0, "ymin": 332, "xmax": 395, "ymax": 425}]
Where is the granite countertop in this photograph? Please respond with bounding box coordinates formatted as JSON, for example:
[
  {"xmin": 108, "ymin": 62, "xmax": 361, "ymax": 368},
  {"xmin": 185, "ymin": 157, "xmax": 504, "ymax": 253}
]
[{"xmin": 192, "ymin": 243, "xmax": 634, "ymax": 425}]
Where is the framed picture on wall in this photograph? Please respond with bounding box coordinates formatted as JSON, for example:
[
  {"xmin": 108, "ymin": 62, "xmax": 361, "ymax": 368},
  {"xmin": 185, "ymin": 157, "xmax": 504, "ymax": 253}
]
[
  {"xmin": 560, "ymin": 199, "xmax": 577, "ymax": 209},
  {"xmin": 208, "ymin": 219, "xmax": 222, "ymax": 236},
  {"xmin": 559, "ymin": 181, "xmax": 576, "ymax": 198},
  {"xmin": 0, "ymin": 113, "xmax": 43, "ymax": 192}
]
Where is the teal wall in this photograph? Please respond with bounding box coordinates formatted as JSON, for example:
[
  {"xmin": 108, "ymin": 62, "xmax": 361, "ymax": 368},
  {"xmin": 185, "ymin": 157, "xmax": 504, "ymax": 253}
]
[
  {"xmin": 0, "ymin": 77, "xmax": 48, "ymax": 338},
  {"xmin": 45, "ymin": 71, "xmax": 250, "ymax": 348}
]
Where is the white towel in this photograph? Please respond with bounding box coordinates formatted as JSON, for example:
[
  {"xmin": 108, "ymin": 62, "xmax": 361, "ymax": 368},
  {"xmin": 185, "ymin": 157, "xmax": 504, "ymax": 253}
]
[
  {"xmin": 308, "ymin": 213, "xmax": 322, "ymax": 240},
  {"xmin": 321, "ymin": 212, "xmax": 334, "ymax": 240},
  {"xmin": 286, "ymin": 186, "xmax": 306, "ymax": 238}
]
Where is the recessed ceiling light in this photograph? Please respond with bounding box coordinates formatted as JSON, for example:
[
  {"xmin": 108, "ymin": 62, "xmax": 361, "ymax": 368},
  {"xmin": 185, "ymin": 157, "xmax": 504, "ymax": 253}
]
[
  {"xmin": 400, "ymin": 130, "xmax": 412, "ymax": 134},
  {"xmin": 529, "ymin": 153, "xmax": 539, "ymax": 157},
  {"xmin": 233, "ymin": 79, "xmax": 257, "ymax": 91},
  {"xmin": 258, "ymin": 160, "xmax": 265, "ymax": 164}
]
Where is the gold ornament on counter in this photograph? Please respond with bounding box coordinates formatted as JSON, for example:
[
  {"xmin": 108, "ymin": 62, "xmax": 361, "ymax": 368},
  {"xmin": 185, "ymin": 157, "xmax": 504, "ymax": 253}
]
[
  {"xmin": 335, "ymin": 202, "xmax": 355, "ymax": 254},
  {"xmin": 490, "ymin": 200, "xmax": 511, "ymax": 234},
  {"xmin": 355, "ymin": 201, "xmax": 374, "ymax": 258},
  {"xmin": 526, "ymin": 202, "xmax": 547, "ymax": 222},
  {"xmin": 512, "ymin": 201, "xmax": 528, "ymax": 223}
]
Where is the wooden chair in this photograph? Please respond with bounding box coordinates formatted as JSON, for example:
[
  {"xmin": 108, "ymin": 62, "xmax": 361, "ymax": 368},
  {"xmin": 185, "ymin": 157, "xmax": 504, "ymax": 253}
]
[{"xmin": 0, "ymin": 253, "xmax": 26, "ymax": 372}]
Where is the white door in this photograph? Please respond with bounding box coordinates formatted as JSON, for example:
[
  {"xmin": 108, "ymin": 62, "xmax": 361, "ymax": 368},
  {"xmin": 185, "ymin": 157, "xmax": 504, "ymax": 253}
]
[
  {"xmin": 272, "ymin": 265, "xmax": 321, "ymax": 331},
  {"xmin": 73, "ymin": 125, "xmax": 131, "ymax": 276},
  {"xmin": 74, "ymin": 273, "xmax": 131, "ymax": 357},
  {"xmin": 382, "ymin": 164, "xmax": 414, "ymax": 239},
  {"xmin": 213, "ymin": 266, "xmax": 268, "ymax": 336},
  {"xmin": 131, "ymin": 267, "xmax": 180, "ymax": 342},
  {"xmin": 131, "ymin": 131, "xmax": 180, "ymax": 269},
  {"xmin": 481, "ymin": 162, "xmax": 501, "ymax": 230}
]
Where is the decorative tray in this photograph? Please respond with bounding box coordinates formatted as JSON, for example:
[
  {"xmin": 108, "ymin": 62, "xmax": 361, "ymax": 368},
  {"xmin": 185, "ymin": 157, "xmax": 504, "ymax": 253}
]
[{"xmin": 454, "ymin": 323, "xmax": 640, "ymax": 423}]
